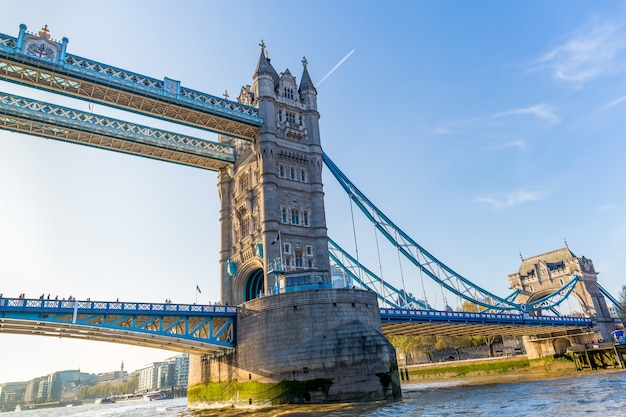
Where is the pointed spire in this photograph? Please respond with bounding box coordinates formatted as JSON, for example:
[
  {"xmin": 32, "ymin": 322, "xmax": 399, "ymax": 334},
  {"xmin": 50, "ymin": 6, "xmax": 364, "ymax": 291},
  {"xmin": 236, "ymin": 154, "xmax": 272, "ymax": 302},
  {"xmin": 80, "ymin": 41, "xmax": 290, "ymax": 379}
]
[
  {"xmin": 255, "ymin": 39, "xmax": 279, "ymax": 88},
  {"xmin": 299, "ymin": 56, "xmax": 316, "ymax": 93}
]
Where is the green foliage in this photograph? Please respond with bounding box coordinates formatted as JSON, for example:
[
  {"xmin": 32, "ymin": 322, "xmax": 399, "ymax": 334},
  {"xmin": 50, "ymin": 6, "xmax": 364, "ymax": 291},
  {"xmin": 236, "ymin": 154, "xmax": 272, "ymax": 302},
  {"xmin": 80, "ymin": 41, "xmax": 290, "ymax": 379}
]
[
  {"xmin": 618, "ymin": 284, "xmax": 626, "ymax": 322},
  {"xmin": 78, "ymin": 377, "xmax": 138, "ymax": 400},
  {"xmin": 408, "ymin": 358, "xmax": 531, "ymax": 378}
]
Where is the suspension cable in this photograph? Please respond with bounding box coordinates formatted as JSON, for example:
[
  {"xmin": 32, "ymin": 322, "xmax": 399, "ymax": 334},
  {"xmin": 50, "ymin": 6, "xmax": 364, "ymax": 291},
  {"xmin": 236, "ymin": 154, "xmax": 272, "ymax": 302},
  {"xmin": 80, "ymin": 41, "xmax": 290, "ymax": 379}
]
[
  {"xmin": 349, "ymin": 197, "xmax": 362, "ymax": 283},
  {"xmin": 395, "ymin": 229, "xmax": 408, "ymax": 306},
  {"xmin": 373, "ymin": 223, "xmax": 385, "ymax": 296}
]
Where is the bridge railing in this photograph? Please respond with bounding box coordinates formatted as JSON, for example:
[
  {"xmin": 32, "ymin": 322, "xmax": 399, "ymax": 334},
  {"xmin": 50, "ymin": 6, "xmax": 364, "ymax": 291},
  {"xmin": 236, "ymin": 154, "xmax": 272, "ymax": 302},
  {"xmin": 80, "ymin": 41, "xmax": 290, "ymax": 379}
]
[
  {"xmin": 0, "ymin": 297, "xmax": 237, "ymax": 315},
  {"xmin": 380, "ymin": 307, "xmax": 592, "ymax": 326}
]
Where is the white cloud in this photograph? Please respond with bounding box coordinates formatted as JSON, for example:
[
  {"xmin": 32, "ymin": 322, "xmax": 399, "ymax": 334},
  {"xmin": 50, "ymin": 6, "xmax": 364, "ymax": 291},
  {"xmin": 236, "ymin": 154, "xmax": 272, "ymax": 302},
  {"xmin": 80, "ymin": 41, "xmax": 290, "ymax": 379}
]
[
  {"xmin": 490, "ymin": 104, "xmax": 559, "ymax": 124},
  {"xmin": 534, "ymin": 19, "xmax": 626, "ymax": 85},
  {"xmin": 476, "ymin": 190, "xmax": 549, "ymax": 210}
]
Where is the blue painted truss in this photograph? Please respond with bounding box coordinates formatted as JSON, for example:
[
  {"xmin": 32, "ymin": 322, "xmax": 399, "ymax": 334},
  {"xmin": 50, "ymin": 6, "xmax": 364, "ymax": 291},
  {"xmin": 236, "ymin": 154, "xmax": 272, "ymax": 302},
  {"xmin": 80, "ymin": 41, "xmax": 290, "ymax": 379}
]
[
  {"xmin": 380, "ymin": 307, "xmax": 593, "ymax": 337},
  {"xmin": 0, "ymin": 92, "xmax": 235, "ymax": 170},
  {"xmin": 324, "ymin": 152, "xmax": 584, "ymax": 315},
  {"xmin": 0, "ymin": 297, "xmax": 236, "ymax": 354},
  {"xmin": 0, "ymin": 24, "xmax": 262, "ymax": 140}
]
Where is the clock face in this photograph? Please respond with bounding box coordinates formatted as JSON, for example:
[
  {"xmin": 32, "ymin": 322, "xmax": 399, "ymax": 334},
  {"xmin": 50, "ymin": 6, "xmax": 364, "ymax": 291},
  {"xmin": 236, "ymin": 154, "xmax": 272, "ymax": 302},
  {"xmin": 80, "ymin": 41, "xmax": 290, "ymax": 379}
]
[{"xmin": 24, "ymin": 40, "xmax": 58, "ymax": 62}]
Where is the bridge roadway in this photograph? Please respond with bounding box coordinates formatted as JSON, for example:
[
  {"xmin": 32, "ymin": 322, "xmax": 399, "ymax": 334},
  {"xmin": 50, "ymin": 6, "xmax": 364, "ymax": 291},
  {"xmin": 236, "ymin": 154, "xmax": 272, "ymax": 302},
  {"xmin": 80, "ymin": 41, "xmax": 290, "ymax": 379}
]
[
  {"xmin": 380, "ymin": 308, "xmax": 593, "ymax": 338},
  {"xmin": 0, "ymin": 297, "xmax": 237, "ymax": 355},
  {"xmin": 0, "ymin": 297, "xmax": 592, "ymax": 355}
]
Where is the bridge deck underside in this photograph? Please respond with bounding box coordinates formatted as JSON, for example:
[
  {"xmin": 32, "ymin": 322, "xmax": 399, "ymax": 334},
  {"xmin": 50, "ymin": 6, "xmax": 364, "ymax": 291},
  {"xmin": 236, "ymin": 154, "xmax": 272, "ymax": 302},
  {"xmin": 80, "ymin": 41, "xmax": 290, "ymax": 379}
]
[
  {"xmin": 0, "ymin": 111, "xmax": 233, "ymax": 170},
  {"xmin": 0, "ymin": 318, "xmax": 227, "ymax": 355},
  {"xmin": 0, "ymin": 56, "xmax": 260, "ymax": 141},
  {"xmin": 381, "ymin": 321, "xmax": 590, "ymax": 338},
  {"xmin": 0, "ymin": 299, "xmax": 236, "ymax": 354}
]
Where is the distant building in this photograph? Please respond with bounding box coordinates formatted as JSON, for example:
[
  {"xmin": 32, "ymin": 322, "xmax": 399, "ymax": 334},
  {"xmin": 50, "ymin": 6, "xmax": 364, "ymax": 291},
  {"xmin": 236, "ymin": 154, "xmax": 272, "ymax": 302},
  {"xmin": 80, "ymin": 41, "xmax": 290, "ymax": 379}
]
[
  {"xmin": 137, "ymin": 354, "xmax": 189, "ymax": 391},
  {"xmin": 23, "ymin": 370, "xmax": 95, "ymax": 404},
  {"xmin": 0, "ymin": 381, "xmax": 27, "ymax": 412}
]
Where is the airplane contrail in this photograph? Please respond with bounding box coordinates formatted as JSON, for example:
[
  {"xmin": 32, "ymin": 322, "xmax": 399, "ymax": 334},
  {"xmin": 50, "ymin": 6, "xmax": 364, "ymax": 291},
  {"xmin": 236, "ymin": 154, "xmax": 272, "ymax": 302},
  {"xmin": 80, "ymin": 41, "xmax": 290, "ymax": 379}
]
[{"xmin": 316, "ymin": 49, "xmax": 355, "ymax": 87}]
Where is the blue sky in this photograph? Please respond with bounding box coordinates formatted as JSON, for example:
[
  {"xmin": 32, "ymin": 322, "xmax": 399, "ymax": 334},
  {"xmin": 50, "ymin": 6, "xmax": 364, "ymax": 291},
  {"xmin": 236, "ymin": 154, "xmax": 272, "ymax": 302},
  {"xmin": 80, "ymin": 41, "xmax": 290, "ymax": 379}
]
[{"xmin": 1, "ymin": 1, "xmax": 626, "ymax": 382}]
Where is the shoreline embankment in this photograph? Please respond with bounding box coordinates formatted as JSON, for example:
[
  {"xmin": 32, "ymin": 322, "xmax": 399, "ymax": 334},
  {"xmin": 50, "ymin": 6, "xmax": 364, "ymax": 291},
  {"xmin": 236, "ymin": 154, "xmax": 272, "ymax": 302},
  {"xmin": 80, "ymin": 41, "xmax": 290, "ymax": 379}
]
[{"xmin": 398, "ymin": 355, "xmax": 625, "ymax": 387}]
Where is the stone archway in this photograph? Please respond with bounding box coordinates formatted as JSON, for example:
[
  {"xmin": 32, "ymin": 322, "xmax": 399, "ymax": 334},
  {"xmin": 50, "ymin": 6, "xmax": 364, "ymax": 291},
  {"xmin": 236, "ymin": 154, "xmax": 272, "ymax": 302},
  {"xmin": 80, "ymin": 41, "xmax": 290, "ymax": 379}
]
[
  {"xmin": 243, "ymin": 268, "xmax": 264, "ymax": 302},
  {"xmin": 553, "ymin": 338, "xmax": 571, "ymax": 355}
]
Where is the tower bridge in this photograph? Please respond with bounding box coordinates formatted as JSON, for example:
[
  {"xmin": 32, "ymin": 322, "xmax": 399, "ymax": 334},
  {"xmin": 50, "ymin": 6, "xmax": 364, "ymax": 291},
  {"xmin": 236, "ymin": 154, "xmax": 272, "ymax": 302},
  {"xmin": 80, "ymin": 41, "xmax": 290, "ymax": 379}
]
[{"xmin": 0, "ymin": 23, "xmax": 620, "ymax": 407}]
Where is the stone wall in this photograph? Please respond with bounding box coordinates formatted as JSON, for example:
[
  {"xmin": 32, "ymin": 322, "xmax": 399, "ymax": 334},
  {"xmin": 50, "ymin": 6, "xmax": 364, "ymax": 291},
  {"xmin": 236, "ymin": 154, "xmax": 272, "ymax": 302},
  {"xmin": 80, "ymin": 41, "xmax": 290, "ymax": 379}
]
[{"xmin": 188, "ymin": 289, "xmax": 401, "ymax": 406}]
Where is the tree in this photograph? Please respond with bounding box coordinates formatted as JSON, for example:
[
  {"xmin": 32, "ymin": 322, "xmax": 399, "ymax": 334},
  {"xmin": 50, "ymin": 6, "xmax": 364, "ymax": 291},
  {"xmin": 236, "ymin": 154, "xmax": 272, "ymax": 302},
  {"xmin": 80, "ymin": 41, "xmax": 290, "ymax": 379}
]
[{"xmin": 618, "ymin": 284, "xmax": 626, "ymax": 322}]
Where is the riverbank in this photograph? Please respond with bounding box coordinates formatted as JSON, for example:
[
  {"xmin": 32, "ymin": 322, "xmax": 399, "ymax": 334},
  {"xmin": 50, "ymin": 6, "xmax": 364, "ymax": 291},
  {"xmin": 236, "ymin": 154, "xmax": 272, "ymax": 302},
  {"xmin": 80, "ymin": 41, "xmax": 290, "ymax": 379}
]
[{"xmin": 400, "ymin": 355, "xmax": 625, "ymax": 386}]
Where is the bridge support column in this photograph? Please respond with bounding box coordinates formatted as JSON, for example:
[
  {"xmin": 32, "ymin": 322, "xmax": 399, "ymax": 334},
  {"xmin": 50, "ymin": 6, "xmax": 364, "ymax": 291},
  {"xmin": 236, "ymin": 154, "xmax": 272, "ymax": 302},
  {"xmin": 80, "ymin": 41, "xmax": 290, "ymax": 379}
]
[{"xmin": 187, "ymin": 289, "xmax": 401, "ymax": 408}]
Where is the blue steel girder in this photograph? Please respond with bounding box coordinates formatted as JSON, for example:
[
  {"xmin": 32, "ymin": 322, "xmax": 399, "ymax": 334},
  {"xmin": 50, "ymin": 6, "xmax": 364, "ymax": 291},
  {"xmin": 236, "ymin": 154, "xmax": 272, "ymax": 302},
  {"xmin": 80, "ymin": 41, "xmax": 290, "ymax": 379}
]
[
  {"xmin": 328, "ymin": 237, "xmax": 431, "ymax": 310},
  {"xmin": 0, "ymin": 92, "xmax": 235, "ymax": 171},
  {"xmin": 0, "ymin": 25, "xmax": 261, "ymax": 141},
  {"xmin": 323, "ymin": 152, "xmax": 583, "ymax": 314},
  {"xmin": 0, "ymin": 298, "xmax": 236, "ymax": 354},
  {"xmin": 380, "ymin": 308, "xmax": 593, "ymax": 338},
  {"xmin": 598, "ymin": 284, "xmax": 626, "ymax": 315}
]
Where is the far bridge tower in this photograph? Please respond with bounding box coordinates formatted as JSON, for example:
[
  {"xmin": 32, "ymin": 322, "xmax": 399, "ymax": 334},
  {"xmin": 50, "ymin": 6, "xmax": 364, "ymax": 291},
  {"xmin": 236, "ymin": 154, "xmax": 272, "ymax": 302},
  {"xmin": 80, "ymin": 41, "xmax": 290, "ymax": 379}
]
[{"xmin": 509, "ymin": 245, "xmax": 620, "ymax": 355}]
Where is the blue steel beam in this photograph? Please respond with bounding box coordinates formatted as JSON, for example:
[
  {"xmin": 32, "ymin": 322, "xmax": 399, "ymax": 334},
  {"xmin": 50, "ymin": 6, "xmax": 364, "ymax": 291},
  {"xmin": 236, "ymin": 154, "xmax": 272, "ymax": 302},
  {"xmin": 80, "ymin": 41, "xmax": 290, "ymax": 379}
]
[
  {"xmin": 0, "ymin": 297, "xmax": 236, "ymax": 354},
  {"xmin": 380, "ymin": 307, "xmax": 593, "ymax": 338},
  {"xmin": 328, "ymin": 237, "xmax": 431, "ymax": 310},
  {"xmin": 598, "ymin": 284, "xmax": 626, "ymax": 315},
  {"xmin": 0, "ymin": 92, "xmax": 235, "ymax": 171},
  {"xmin": 323, "ymin": 152, "xmax": 583, "ymax": 315},
  {"xmin": 0, "ymin": 25, "xmax": 261, "ymax": 141}
]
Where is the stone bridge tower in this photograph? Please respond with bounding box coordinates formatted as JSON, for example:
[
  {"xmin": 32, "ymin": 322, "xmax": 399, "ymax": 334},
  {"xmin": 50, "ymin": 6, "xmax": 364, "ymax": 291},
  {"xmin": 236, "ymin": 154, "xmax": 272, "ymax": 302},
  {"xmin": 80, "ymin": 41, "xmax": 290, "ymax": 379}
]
[
  {"xmin": 187, "ymin": 44, "xmax": 400, "ymax": 407},
  {"xmin": 217, "ymin": 44, "xmax": 330, "ymax": 306},
  {"xmin": 508, "ymin": 245, "xmax": 619, "ymax": 351}
]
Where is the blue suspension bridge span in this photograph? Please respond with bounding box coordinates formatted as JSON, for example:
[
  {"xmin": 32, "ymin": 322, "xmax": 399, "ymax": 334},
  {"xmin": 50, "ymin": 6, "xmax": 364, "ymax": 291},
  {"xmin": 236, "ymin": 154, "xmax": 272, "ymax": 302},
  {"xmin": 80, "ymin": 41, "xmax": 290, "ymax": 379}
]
[{"xmin": 0, "ymin": 24, "xmax": 618, "ymax": 404}]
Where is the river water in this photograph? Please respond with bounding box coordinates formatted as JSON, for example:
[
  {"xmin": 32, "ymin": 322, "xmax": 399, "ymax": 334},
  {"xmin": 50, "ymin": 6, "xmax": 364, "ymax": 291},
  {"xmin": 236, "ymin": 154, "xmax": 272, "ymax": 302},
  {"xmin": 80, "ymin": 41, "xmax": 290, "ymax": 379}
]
[{"xmin": 3, "ymin": 371, "xmax": 625, "ymax": 416}]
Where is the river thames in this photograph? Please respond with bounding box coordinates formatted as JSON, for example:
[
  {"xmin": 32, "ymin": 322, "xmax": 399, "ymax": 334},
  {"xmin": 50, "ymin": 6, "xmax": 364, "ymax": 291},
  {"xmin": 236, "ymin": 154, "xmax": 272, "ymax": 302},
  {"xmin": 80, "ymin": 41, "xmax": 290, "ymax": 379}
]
[{"xmin": 3, "ymin": 371, "xmax": 624, "ymax": 416}]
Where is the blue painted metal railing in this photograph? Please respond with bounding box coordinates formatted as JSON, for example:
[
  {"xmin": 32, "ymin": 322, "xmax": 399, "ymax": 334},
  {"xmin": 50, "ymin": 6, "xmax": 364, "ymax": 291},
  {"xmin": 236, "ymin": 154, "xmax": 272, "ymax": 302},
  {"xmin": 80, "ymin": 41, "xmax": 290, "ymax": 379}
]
[
  {"xmin": 0, "ymin": 297, "xmax": 237, "ymax": 352},
  {"xmin": 0, "ymin": 25, "xmax": 262, "ymax": 127},
  {"xmin": 380, "ymin": 307, "xmax": 592, "ymax": 328}
]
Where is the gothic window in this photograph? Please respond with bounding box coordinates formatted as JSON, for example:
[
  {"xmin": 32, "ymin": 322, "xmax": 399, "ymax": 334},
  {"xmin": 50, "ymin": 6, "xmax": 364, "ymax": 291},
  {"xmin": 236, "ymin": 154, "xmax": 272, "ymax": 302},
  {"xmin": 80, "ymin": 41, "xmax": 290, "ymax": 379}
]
[
  {"xmin": 286, "ymin": 112, "xmax": 296, "ymax": 123},
  {"xmin": 289, "ymin": 166, "xmax": 296, "ymax": 180},
  {"xmin": 284, "ymin": 242, "xmax": 292, "ymax": 254},
  {"xmin": 299, "ymin": 168, "xmax": 307, "ymax": 182},
  {"xmin": 307, "ymin": 258, "xmax": 314, "ymax": 268},
  {"xmin": 241, "ymin": 216, "xmax": 250, "ymax": 237},
  {"xmin": 291, "ymin": 208, "xmax": 300, "ymax": 225},
  {"xmin": 294, "ymin": 250, "xmax": 304, "ymax": 267},
  {"xmin": 281, "ymin": 206, "xmax": 288, "ymax": 223},
  {"xmin": 239, "ymin": 174, "xmax": 249, "ymax": 193},
  {"xmin": 278, "ymin": 163, "xmax": 286, "ymax": 178},
  {"xmin": 306, "ymin": 245, "xmax": 313, "ymax": 256},
  {"xmin": 283, "ymin": 87, "xmax": 294, "ymax": 100},
  {"xmin": 302, "ymin": 210, "xmax": 310, "ymax": 227}
]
